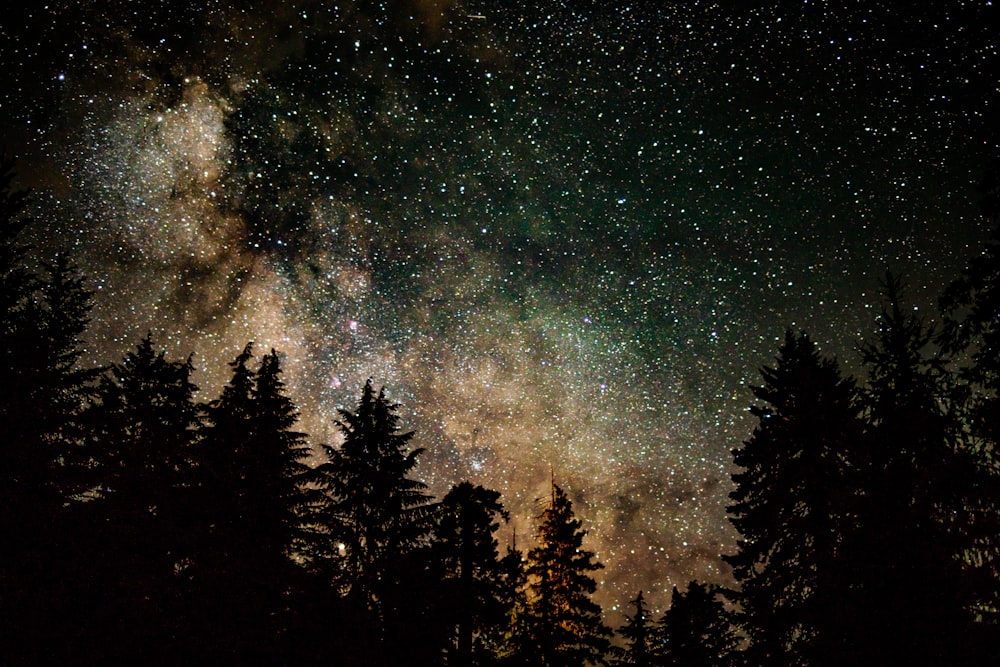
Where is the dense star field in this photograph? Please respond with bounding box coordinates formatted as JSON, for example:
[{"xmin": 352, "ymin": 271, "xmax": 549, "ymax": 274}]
[{"xmin": 1, "ymin": 1, "xmax": 997, "ymax": 614}]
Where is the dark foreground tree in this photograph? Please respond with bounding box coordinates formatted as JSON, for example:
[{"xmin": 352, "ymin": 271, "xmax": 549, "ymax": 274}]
[
  {"xmin": 940, "ymin": 161, "xmax": 1000, "ymax": 638},
  {"xmin": 0, "ymin": 160, "xmax": 98, "ymax": 664},
  {"xmin": 524, "ymin": 483, "xmax": 610, "ymax": 667},
  {"xmin": 313, "ymin": 379, "xmax": 437, "ymax": 664},
  {"xmin": 192, "ymin": 344, "xmax": 314, "ymax": 661},
  {"xmin": 435, "ymin": 481, "xmax": 511, "ymax": 666},
  {"xmin": 726, "ymin": 330, "xmax": 863, "ymax": 666},
  {"xmin": 659, "ymin": 581, "xmax": 736, "ymax": 667},
  {"xmin": 612, "ymin": 591, "xmax": 655, "ymax": 667},
  {"xmin": 69, "ymin": 335, "xmax": 201, "ymax": 663},
  {"xmin": 842, "ymin": 275, "xmax": 982, "ymax": 666}
]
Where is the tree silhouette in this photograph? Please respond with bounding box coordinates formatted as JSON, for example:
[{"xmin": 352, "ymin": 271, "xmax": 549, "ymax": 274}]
[
  {"xmin": 313, "ymin": 379, "xmax": 436, "ymax": 662},
  {"xmin": 726, "ymin": 330, "xmax": 864, "ymax": 666},
  {"xmin": 193, "ymin": 344, "xmax": 314, "ymax": 661},
  {"xmin": 524, "ymin": 482, "xmax": 610, "ymax": 667},
  {"xmin": 659, "ymin": 581, "xmax": 736, "ymax": 667},
  {"xmin": 434, "ymin": 481, "xmax": 511, "ymax": 666},
  {"xmin": 612, "ymin": 591, "xmax": 655, "ymax": 667},
  {"xmin": 71, "ymin": 334, "xmax": 201, "ymax": 662},
  {"xmin": 0, "ymin": 160, "xmax": 98, "ymax": 663},
  {"xmin": 486, "ymin": 538, "xmax": 531, "ymax": 666},
  {"xmin": 939, "ymin": 161, "xmax": 1000, "ymax": 637},
  {"xmin": 844, "ymin": 274, "xmax": 981, "ymax": 665}
]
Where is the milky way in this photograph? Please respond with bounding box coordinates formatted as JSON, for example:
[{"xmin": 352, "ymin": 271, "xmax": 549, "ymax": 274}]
[{"xmin": 2, "ymin": 1, "xmax": 997, "ymax": 616}]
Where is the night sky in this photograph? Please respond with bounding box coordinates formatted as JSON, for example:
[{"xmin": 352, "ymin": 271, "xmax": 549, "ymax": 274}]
[{"xmin": 2, "ymin": 1, "xmax": 997, "ymax": 616}]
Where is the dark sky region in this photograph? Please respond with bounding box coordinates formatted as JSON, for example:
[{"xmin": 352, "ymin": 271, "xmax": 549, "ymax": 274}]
[{"xmin": 1, "ymin": 0, "xmax": 997, "ymax": 617}]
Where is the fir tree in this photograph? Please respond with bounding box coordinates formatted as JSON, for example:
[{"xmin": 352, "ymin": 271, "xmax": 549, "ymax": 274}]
[
  {"xmin": 71, "ymin": 334, "xmax": 201, "ymax": 663},
  {"xmin": 659, "ymin": 581, "xmax": 736, "ymax": 667},
  {"xmin": 524, "ymin": 483, "xmax": 610, "ymax": 667},
  {"xmin": 939, "ymin": 160, "xmax": 1000, "ymax": 638},
  {"xmin": 846, "ymin": 274, "xmax": 981, "ymax": 665},
  {"xmin": 725, "ymin": 330, "xmax": 863, "ymax": 666},
  {"xmin": 435, "ymin": 481, "xmax": 510, "ymax": 666},
  {"xmin": 193, "ymin": 344, "xmax": 314, "ymax": 661},
  {"xmin": 613, "ymin": 591, "xmax": 655, "ymax": 667},
  {"xmin": 487, "ymin": 538, "xmax": 531, "ymax": 666},
  {"xmin": 313, "ymin": 379, "xmax": 436, "ymax": 662},
  {"xmin": 0, "ymin": 160, "xmax": 97, "ymax": 664}
]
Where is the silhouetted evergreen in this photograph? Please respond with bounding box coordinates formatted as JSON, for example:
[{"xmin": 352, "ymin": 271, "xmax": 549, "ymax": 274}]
[
  {"xmin": 725, "ymin": 330, "xmax": 864, "ymax": 666},
  {"xmin": 68, "ymin": 334, "xmax": 201, "ymax": 663},
  {"xmin": 312, "ymin": 379, "xmax": 437, "ymax": 664},
  {"xmin": 658, "ymin": 581, "xmax": 736, "ymax": 667},
  {"xmin": 840, "ymin": 274, "xmax": 981, "ymax": 666},
  {"xmin": 939, "ymin": 161, "xmax": 1000, "ymax": 640},
  {"xmin": 434, "ymin": 481, "xmax": 510, "ymax": 666},
  {"xmin": 523, "ymin": 483, "xmax": 610, "ymax": 667},
  {"xmin": 191, "ymin": 344, "xmax": 315, "ymax": 661},
  {"xmin": 0, "ymin": 160, "xmax": 99, "ymax": 664},
  {"xmin": 487, "ymin": 539, "xmax": 531, "ymax": 666},
  {"xmin": 655, "ymin": 581, "xmax": 737, "ymax": 667},
  {"xmin": 611, "ymin": 591, "xmax": 655, "ymax": 667}
]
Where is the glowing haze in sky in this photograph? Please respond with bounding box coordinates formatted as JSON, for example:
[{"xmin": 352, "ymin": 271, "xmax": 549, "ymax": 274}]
[{"xmin": 1, "ymin": 0, "xmax": 997, "ymax": 614}]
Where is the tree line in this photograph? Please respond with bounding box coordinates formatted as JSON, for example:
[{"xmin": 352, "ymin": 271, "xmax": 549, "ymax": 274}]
[{"xmin": 2, "ymin": 154, "xmax": 1000, "ymax": 665}]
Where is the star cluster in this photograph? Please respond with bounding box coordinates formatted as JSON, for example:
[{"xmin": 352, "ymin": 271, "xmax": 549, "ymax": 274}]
[{"xmin": 1, "ymin": 0, "xmax": 997, "ymax": 615}]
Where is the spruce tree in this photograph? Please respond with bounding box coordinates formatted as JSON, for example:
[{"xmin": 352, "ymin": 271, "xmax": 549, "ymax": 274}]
[
  {"xmin": 487, "ymin": 539, "xmax": 530, "ymax": 666},
  {"xmin": 194, "ymin": 344, "xmax": 314, "ymax": 661},
  {"xmin": 847, "ymin": 275, "xmax": 980, "ymax": 665},
  {"xmin": 939, "ymin": 160, "xmax": 1000, "ymax": 639},
  {"xmin": 0, "ymin": 160, "xmax": 97, "ymax": 664},
  {"xmin": 435, "ymin": 481, "xmax": 510, "ymax": 666},
  {"xmin": 613, "ymin": 591, "xmax": 655, "ymax": 667},
  {"xmin": 524, "ymin": 482, "xmax": 610, "ymax": 667},
  {"xmin": 72, "ymin": 334, "xmax": 201, "ymax": 663},
  {"xmin": 659, "ymin": 581, "xmax": 736, "ymax": 667},
  {"xmin": 313, "ymin": 379, "xmax": 436, "ymax": 662},
  {"xmin": 725, "ymin": 330, "xmax": 863, "ymax": 666}
]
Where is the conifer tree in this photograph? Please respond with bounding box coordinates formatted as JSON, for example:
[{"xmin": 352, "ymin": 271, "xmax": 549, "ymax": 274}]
[
  {"xmin": 0, "ymin": 160, "xmax": 98, "ymax": 663},
  {"xmin": 194, "ymin": 344, "xmax": 314, "ymax": 660},
  {"xmin": 313, "ymin": 379, "xmax": 436, "ymax": 662},
  {"xmin": 845, "ymin": 275, "xmax": 980, "ymax": 665},
  {"xmin": 487, "ymin": 539, "xmax": 530, "ymax": 666},
  {"xmin": 613, "ymin": 591, "xmax": 655, "ymax": 667},
  {"xmin": 659, "ymin": 581, "xmax": 736, "ymax": 667},
  {"xmin": 72, "ymin": 334, "xmax": 201, "ymax": 662},
  {"xmin": 939, "ymin": 160, "xmax": 1000, "ymax": 636},
  {"xmin": 725, "ymin": 330, "xmax": 863, "ymax": 666},
  {"xmin": 435, "ymin": 481, "xmax": 510, "ymax": 666},
  {"xmin": 524, "ymin": 483, "xmax": 610, "ymax": 667}
]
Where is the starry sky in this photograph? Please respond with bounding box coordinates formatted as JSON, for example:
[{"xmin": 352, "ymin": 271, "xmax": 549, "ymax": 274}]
[{"xmin": 1, "ymin": 0, "xmax": 997, "ymax": 617}]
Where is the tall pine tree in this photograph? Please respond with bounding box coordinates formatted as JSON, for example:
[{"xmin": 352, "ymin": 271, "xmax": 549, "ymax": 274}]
[
  {"xmin": 524, "ymin": 482, "xmax": 610, "ymax": 667},
  {"xmin": 613, "ymin": 591, "xmax": 655, "ymax": 667},
  {"xmin": 726, "ymin": 330, "xmax": 864, "ymax": 666},
  {"xmin": 435, "ymin": 481, "xmax": 511, "ymax": 666},
  {"xmin": 193, "ymin": 344, "xmax": 314, "ymax": 661},
  {"xmin": 313, "ymin": 379, "xmax": 436, "ymax": 663},
  {"xmin": 846, "ymin": 274, "xmax": 980, "ymax": 665},
  {"xmin": 658, "ymin": 581, "xmax": 736, "ymax": 667}
]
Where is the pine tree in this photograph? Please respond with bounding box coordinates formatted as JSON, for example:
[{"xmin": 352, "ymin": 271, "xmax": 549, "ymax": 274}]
[
  {"xmin": 725, "ymin": 330, "xmax": 863, "ymax": 666},
  {"xmin": 939, "ymin": 160, "xmax": 1000, "ymax": 639},
  {"xmin": 524, "ymin": 483, "xmax": 610, "ymax": 667},
  {"xmin": 0, "ymin": 160, "xmax": 98, "ymax": 664},
  {"xmin": 613, "ymin": 591, "xmax": 655, "ymax": 667},
  {"xmin": 659, "ymin": 581, "xmax": 736, "ymax": 667},
  {"xmin": 194, "ymin": 344, "xmax": 314, "ymax": 661},
  {"xmin": 845, "ymin": 274, "xmax": 980, "ymax": 665},
  {"xmin": 435, "ymin": 481, "xmax": 510, "ymax": 666},
  {"xmin": 487, "ymin": 539, "xmax": 531, "ymax": 666},
  {"xmin": 72, "ymin": 334, "xmax": 201, "ymax": 663},
  {"xmin": 313, "ymin": 379, "xmax": 436, "ymax": 662}
]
